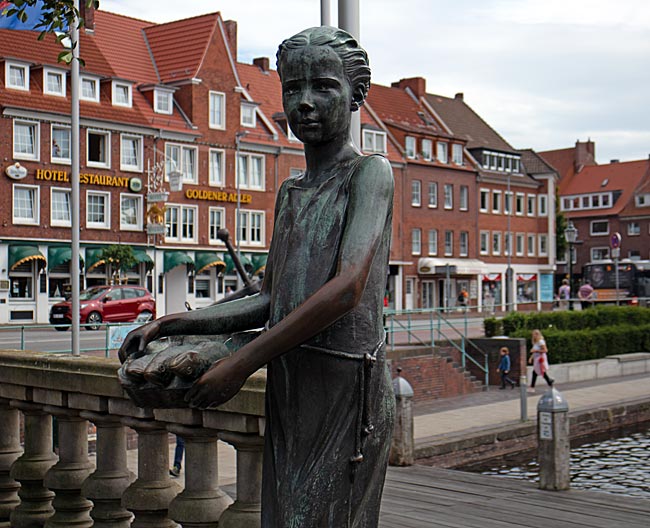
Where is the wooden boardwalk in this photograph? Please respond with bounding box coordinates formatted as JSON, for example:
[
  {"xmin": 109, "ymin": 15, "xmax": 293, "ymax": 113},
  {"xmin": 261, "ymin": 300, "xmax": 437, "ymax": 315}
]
[{"xmin": 380, "ymin": 466, "xmax": 650, "ymax": 528}]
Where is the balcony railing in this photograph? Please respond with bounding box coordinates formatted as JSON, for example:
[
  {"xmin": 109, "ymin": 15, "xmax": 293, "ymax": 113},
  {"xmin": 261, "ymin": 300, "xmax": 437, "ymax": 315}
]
[{"xmin": 0, "ymin": 348, "xmax": 266, "ymax": 528}]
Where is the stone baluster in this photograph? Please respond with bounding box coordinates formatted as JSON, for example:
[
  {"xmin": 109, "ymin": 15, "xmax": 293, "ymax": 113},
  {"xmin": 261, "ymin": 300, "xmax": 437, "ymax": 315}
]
[
  {"xmin": 80, "ymin": 411, "xmax": 135, "ymax": 527},
  {"xmin": 0, "ymin": 399, "xmax": 22, "ymax": 527},
  {"xmin": 167, "ymin": 425, "xmax": 233, "ymax": 528},
  {"xmin": 121, "ymin": 417, "xmax": 181, "ymax": 528},
  {"xmin": 43, "ymin": 406, "xmax": 94, "ymax": 528},
  {"xmin": 217, "ymin": 432, "xmax": 264, "ymax": 528},
  {"xmin": 9, "ymin": 401, "xmax": 57, "ymax": 528}
]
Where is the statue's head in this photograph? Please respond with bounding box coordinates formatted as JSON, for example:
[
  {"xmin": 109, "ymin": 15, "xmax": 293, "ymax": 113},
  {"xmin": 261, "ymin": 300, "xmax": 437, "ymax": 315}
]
[{"xmin": 277, "ymin": 26, "xmax": 370, "ymax": 112}]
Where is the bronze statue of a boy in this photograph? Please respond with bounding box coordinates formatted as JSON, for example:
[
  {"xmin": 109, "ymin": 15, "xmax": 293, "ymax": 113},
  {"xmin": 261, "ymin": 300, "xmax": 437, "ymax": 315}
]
[{"xmin": 119, "ymin": 26, "xmax": 395, "ymax": 527}]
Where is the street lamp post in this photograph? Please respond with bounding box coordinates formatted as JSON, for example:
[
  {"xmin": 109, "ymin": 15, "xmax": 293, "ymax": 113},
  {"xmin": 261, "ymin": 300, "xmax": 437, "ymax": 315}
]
[{"xmin": 564, "ymin": 221, "xmax": 578, "ymax": 311}]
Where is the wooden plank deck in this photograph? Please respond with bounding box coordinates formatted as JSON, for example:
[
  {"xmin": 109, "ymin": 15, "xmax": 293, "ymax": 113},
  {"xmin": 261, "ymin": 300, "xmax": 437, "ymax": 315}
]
[{"xmin": 380, "ymin": 466, "xmax": 650, "ymax": 528}]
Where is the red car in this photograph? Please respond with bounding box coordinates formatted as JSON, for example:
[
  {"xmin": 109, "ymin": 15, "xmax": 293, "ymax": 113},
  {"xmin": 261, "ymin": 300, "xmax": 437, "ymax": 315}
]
[{"xmin": 50, "ymin": 285, "xmax": 156, "ymax": 330}]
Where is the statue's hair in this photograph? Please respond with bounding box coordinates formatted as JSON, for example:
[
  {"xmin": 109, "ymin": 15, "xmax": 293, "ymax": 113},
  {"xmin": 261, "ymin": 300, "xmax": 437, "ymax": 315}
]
[{"xmin": 276, "ymin": 26, "xmax": 371, "ymax": 111}]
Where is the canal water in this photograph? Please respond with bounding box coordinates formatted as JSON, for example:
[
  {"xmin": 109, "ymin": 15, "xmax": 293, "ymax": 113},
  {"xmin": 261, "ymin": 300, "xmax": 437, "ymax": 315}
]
[{"xmin": 464, "ymin": 424, "xmax": 650, "ymax": 498}]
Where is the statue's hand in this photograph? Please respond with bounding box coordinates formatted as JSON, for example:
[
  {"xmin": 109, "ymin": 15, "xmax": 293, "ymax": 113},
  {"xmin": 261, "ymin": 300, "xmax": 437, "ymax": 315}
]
[
  {"xmin": 118, "ymin": 320, "xmax": 162, "ymax": 363},
  {"xmin": 185, "ymin": 356, "xmax": 246, "ymax": 409}
]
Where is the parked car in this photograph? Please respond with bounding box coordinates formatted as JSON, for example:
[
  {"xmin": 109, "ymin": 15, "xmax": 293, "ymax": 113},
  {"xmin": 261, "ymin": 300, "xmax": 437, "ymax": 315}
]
[{"xmin": 50, "ymin": 285, "xmax": 156, "ymax": 330}]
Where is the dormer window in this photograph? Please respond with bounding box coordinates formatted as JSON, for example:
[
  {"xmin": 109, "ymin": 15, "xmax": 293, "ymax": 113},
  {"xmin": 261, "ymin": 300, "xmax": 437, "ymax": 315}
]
[
  {"xmin": 154, "ymin": 88, "xmax": 173, "ymax": 114},
  {"xmin": 362, "ymin": 129, "xmax": 386, "ymax": 154},
  {"xmin": 452, "ymin": 144, "xmax": 463, "ymax": 165},
  {"xmin": 6, "ymin": 61, "xmax": 29, "ymax": 91},
  {"xmin": 44, "ymin": 68, "xmax": 65, "ymax": 96},
  {"xmin": 405, "ymin": 136, "xmax": 416, "ymax": 159},
  {"xmin": 80, "ymin": 76, "xmax": 99, "ymax": 102},
  {"xmin": 636, "ymin": 193, "xmax": 650, "ymax": 207},
  {"xmin": 241, "ymin": 102, "xmax": 257, "ymax": 128},
  {"xmin": 437, "ymin": 142, "xmax": 448, "ymax": 164},
  {"xmin": 422, "ymin": 139, "xmax": 433, "ymax": 161},
  {"xmin": 112, "ymin": 81, "xmax": 132, "ymax": 107}
]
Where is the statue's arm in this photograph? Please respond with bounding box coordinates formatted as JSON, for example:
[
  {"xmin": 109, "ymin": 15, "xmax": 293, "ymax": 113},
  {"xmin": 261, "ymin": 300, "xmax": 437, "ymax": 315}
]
[{"xmin": 187, "ymin": 156, "xmax": 394, "ymax": 407}]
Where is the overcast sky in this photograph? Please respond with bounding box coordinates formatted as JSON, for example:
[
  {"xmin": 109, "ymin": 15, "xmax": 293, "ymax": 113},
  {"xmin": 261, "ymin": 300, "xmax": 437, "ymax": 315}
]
[{"xmin": 102, "ymin": 0, "xmax": 650, "ymax": 164}]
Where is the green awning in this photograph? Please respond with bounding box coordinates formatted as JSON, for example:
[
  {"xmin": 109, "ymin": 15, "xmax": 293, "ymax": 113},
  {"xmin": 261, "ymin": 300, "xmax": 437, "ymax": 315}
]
[
  {"xmin": 47, "ymin": 246, "xmax": 84, "ymax": 272},
  {"xmin": 224, "ymin": 253, "xmax": 253, "ymax": 275},
  {"xmin": 9, "ymin": 245, "xmax": 46, "ymax": 271},
  {"xmin": 164, "ymin": 251, "xmax": 194, "ymax": 273},
  {"xmin": 133, "ymin": 250, "xmax": 154, "ymax": 271},
  {"xmin": 195, "ymin": 252, "xmax": 226, "ymax": 275},
  {"xmin": 85, "ymin": 246, "xmax": 108, "ymax": 273},
  {"xmin": 251, "ymin": 253, "xmax": 268, "ymax": 276}
]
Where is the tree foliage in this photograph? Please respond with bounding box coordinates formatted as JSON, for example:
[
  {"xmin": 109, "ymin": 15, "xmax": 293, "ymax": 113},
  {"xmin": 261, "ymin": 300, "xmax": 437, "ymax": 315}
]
[{"xmin": 101, "ymin": 245, "xmax": 136, "ymax": 284}]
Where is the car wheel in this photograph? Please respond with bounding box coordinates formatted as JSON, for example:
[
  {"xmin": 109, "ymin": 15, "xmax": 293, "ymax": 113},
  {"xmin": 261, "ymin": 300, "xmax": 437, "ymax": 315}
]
[{"xmin": 86, "ymin": 312, "xmax": 103, "ymax": 331}]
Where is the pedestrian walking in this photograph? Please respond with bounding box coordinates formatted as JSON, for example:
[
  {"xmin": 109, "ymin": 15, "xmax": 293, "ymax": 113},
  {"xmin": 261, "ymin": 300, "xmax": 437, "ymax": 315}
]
[
  {"xmin": 496, "ymin": 346, "xmax": 516, "ymax": 389},
  {"xmin": 528, "ymin": 329, "xmax": 554, "ymax": 392}
]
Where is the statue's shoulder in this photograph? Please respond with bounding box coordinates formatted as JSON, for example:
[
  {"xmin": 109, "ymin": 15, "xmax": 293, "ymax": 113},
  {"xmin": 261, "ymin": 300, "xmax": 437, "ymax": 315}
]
[{"xmin": 353, "ymin": 154, "xmax": 394, "ymax": 194}]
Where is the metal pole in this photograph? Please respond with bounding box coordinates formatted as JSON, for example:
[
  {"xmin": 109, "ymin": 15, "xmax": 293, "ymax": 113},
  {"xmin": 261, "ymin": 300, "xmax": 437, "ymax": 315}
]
[
  {"xmin": 614, "ymin": 250, "xmax": 620, "ymax": 306},
  {"xmin": 321, "ymin": 0, "xmax": 331, "ymax": 26},
  {"xmin": 520, "ymin": 374, "xmax": 528, "ymax": 421},
  {"xmin": 568, "ymin": 245, "xmax": 574, "ymax": 311},
  {"xmin": 235, "ymin": 132, "xmax": 243, "ymax": 289},
  {"xmin": 338, "ymin": 0, "xmax": 361, "ymax": 149},
  {"xmin": 71, "ymin": 0, "xmax": 81, "ymax": 355},
  {"xmin": 506, "ymin": 173, "xmax": 512, "ymax": 311}
]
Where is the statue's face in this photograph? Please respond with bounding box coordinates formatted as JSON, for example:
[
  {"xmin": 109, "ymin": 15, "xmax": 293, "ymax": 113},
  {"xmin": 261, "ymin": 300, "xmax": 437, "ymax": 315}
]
[{"xmin": 281, "ymin": 45, "xmax": 352, "ymax": 145}]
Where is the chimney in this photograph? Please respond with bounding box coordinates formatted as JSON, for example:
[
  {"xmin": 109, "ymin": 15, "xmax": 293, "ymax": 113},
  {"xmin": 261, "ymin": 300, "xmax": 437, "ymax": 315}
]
[
  {"xmin": 574, "ymin": 140, "xmax": 596, "ymax": 171},
  {"xmin": 455, "ymin": 92, "xmax": 464, "ymax": 101},
  {"xmin": 391, "ymin": 77, "xmax": 426, "ymax": 98},
  {"xmin": 224, "ymin": 20, "xmax": 237, "ymax": 59},
  {"xmin": 80, "ymin": 1, "xmax": 95, "ymax": 32},
  {"xmin": 610, "ymin": 159, "xmax": 619, "ymax": 164},
  {"xmin": 253, "ymin": 57, "xmax": 270, "ymax": 73}
]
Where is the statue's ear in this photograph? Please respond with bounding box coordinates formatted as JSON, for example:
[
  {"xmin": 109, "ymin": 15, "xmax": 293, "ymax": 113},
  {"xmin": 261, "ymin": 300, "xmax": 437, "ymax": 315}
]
[{"xmin": 350, "ymin": 83, "xmax": 366, "ymax": 112}]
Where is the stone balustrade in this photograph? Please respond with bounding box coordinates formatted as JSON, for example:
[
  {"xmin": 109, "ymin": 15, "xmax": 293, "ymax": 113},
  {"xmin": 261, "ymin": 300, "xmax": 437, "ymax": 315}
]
[{"xmin": 0, "ymin": 349, "xmax": 266, "ymax": 528}]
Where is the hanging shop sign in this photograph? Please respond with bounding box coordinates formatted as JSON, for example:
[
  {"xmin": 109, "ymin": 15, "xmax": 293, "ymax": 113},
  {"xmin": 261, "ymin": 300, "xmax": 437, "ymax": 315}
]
[
  {"xmin": 5, "ymin": 162, "xmax": 28, "ymax": 180},
  {"xmin": 185, "ymin": 188, "xmax": 252, "ymax": 204}
]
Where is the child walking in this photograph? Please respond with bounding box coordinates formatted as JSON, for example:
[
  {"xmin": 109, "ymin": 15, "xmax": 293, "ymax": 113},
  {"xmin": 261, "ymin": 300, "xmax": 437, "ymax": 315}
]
[{"xmin": 497, "ymin": 347, "xmax": 516, "ymax": 389}]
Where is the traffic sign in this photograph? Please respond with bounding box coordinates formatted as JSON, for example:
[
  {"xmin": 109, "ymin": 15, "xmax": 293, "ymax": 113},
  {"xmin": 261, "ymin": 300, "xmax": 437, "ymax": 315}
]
[{"xmin": 610, "ymin": 232, "xmax": 621, "ymax": 249}]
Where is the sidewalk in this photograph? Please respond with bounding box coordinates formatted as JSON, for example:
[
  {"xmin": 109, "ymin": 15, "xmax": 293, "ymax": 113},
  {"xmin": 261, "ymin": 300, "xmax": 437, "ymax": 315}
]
[{"xmin": 413, "ymin": 372, "xmax": 650, "ymax": 442}]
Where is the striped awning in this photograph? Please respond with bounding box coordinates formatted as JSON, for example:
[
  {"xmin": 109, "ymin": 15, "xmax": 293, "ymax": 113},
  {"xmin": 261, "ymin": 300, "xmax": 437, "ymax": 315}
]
[
  {"xmin": 224, "ymin": 253, "xmax": 253, "ymax": 275},
  {"xmin": 9, "ymin": 245, "xmax": 46, "ymax": 271},
  {"xmin": 195, "ymin": 252, "xmax": 226, "ymax": 275},
  {"xmin": 47, "ymin": 246, "xmax": 84, "ymax": 272},
  {"xmin": 164, "ymin": 251, "xmax": 194, "ymax": 273},
  {"xmin": 85, "ymin": 247, "xmax": 108, "ymax": 273},
  {"xmin": 133, "ymin": 250, "xmax": 154, "ymax": 271}
]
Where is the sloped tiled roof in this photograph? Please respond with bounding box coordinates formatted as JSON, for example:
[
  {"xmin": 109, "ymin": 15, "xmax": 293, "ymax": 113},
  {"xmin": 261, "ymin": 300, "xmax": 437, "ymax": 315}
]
[
  {"xmin": 520, "ymin": 149, "xmax": 557, "ymax": 175},
  {"xmin": 424, "ymin": 93, "xmax": 516, "ymax": 153},
  {"xmin": 560, "ymin": 160, "xmax": 650, "ymax": 217},
  {"xmin": 538, "ymin": 147, "xmax": 577, "ymax": 185},
  {"xmin": 144, "ymin": 13, "xmax": 219, "ymax": 83}
]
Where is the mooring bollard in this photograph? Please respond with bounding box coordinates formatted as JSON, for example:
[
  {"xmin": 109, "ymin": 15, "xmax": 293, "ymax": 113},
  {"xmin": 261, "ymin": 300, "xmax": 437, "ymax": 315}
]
[
  {"xmin": 537, "ymin": 387, "xmax": 570, "ymax": 490},
  {"xmin": 390, "ymin": 368, "xmax": 414, "ymax": 466},
  {"xmin": 519, "ymin": 374, "xmax": 528, "ymax": 422}
]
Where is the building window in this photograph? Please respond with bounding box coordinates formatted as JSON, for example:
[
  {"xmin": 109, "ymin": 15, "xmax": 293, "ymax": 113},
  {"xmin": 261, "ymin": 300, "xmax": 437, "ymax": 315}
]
[
  {"xmin": 166, "ymin": 143, "xmax": 198, "ymax": 184},
  {"xmin": 209, "ymin": 91, "xmax": 225, "ymax": 129},
  {"xmin": 437, "ymin": 142, "xmax": 448, "ymax": 164},
  {"xmin": 635, "ymin": 193, "xmax": 650, "ymax": 207},
  {"xmin": 208, "ymin": 207, "xmax": 225, "ymax": 244},
  {"xmin": 237, "ymin": 153, "xmax": 265, "ymax": 190},
  {"xmin": 51, "ymin": 188, "xmax": 71, "ymax": 227},
  {"xmin": 9, "ymin": 261, "xmax": 34, "ymax": 300},
  {"xmin": 527, "ymin": 234, "xmax": 536, "ymax": 256},
  {"xmin": 459, "ymin": 231, "xmax": 469, "ymax": 256},
  {"xmin": 492, "ymin": 232, "xmax": 501, "ymax": 255},
  {"xmin": 165, "ymin": 204, "xmax": 197, "ymax": 243},
  {"xmin": 480, "ymin": 189, "xmax": 489, "ymax": 212},
  {"xmin": 80, "ymin": 76, "xmax": 99, "ymax": 102},
  {"xmin": 120, "ymin": 134, "xmax": 142, "ymax": 172},
  {"xmin": 411, "ymin": 180, "xmax": 421, "ymax": 206},
  {"xmin": 86, "ymin": 191, "xmax": 110, "ymax": 229},
  {"xmin": 538, "ymin": 194, "xmax": 548, "ymax": 216},
  {"xmin": 428, "ymin": 182, "xmax": 438, "ymax": 208},
  {"xmin": 444, "ymin": 184, "xmax": 453, "ymax": 209},
  {"xmin": 452, "ymin": 144, "xmax": 463, "ymax": 165},
  {"xmin": 444, "ymin": 230, "xmax": 453, "ymax": 256},
  {"xmin": 504, "ymin": 233, "xmax": 513, "ymax": 256},
  {"xmin": 362, "ymin": 129, "xmax": 387, "ymax": 153},
  {"xmin": 627, "ymin": 222, "xmax": 640, "ymax": 236},
  {"xmin": 411, "ymin": 228, "xmax": 421, "ymax": 255},
  {"xmin": 51, "ymin": 125, "xmax": 71, "ymax": 163},
  {"xmin": 237, "ymin": 210, "xmax": 265, "ymax": 245},
  {"xmin": 591, "ymin": 247, "xmax": 610, "ymax": 261},
  {"xmin": 479, "ymin": 231, "xmax": 489, "ymax": 255},
  {"xmin": 87, "ymin": 130, "xmax": 110, "ymax": 168},
  {"xmin": 13, "ymin": 185, "xmax": 39, "ymax": 225},
  {"xmin": 44, "ymin": 68, "xmax": 65, "ymax": 96},
  {"xmin": 516, "ymin": 233, "xmax": 524, "ymax": 256},
  {"xmin": 590, "ymin": 220, "xmax": 609, "ymax": 236},
  {"xmin": 154, "ymin": 89, "xmax": 173, "ymax": 114},
  {"xmin": 492, "ymin": 190, "xmax": 501, "ymax": 214},
  {"xmin": 538, "ymin": 234, "xmax": 548, "ymax": 257},
  {"xmin": 459, "ymin": 185, "xmax": 469, "ymax": 211},
  {"xmin": 504, "ymin": 192, "xmax": 513, "ymax": 215},
  {"xmin": 428, "ymin": 229, "xmax": 438, "ymax": 256},
  {"xmin": 422, "ymin": 139, "xmax": 432, "ymax": 161},
  {"xmin": 515, "ymin": 193, "xmax": 525, "ymax": 215},
  {"xmin": 6, "ymin": 62, "xmax": 29, "ymax": 90},
  {"xmin": 209, "ymin": 149, "xmax": 225, "ymax": 186},
  {"xmin": 112, "ymin": 81, "xmax": 132, "ymax": 107},
  {"xmin": 241, "ymin": 102, "xmax": 256, "ymax": 128},
  {"xmin": 405, "ymin": 136, "xmax": 416, "ymax": 159},
  {"xmin": 120, "ymin": 194, "xmax": 142, "ymax": 231},
  {"xmin": 527, "ymin": 194, "xmax": 536, "ymax": 216},
  {"xmin": 13, "ymin": 120, "xmax": 39, "ymax": 160}
]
